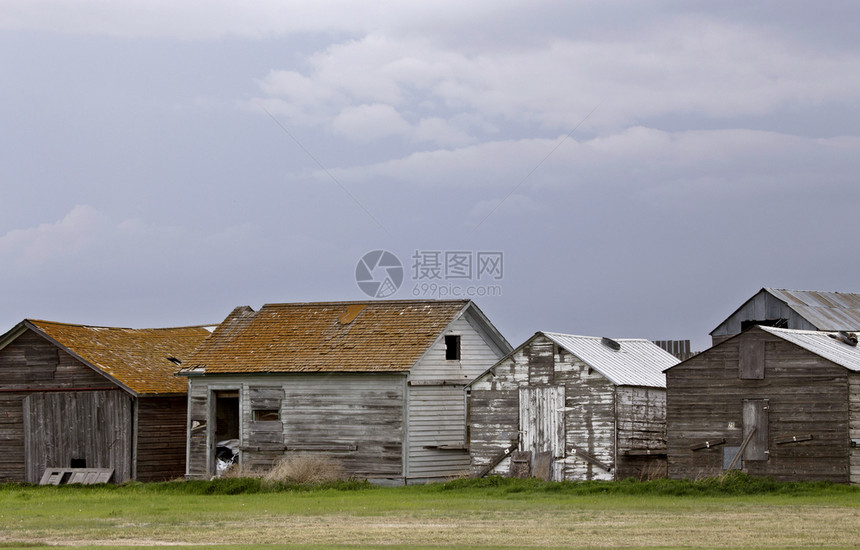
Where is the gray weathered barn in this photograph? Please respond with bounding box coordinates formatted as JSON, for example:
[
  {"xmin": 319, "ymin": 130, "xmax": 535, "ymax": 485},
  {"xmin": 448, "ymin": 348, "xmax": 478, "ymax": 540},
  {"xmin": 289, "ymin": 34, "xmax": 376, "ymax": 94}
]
[
  {"xmin": 0, "ymin": 320, "xmax": 211, "ymax": 483},
  {"xmin": 178, "ymin": 300, "xmax": 511, "ymax": 484},
  {"xmin": 711, "ymin": 288, "xmax": 860, "ymax": 346},
  {"xmin": 666, "ymin": 326, "xmax": 860, "ymax": 484},
  {"xmin": 468, "ymin": 332, "xmax": 679, "ymax": 481}
]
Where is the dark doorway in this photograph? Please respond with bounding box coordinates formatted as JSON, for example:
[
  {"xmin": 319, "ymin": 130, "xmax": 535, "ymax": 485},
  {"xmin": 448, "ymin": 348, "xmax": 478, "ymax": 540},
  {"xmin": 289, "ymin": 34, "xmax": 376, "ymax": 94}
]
[{"xmin": 212, "ymin": 390, "xmax": 240, "ymax": 475}]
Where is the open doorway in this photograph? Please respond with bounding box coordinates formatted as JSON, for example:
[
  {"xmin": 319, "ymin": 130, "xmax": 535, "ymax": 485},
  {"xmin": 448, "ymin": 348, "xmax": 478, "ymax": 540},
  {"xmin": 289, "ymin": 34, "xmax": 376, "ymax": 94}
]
[{"xmin": 212, "ymin": 390, "xmax": 240, "ymax": 476}]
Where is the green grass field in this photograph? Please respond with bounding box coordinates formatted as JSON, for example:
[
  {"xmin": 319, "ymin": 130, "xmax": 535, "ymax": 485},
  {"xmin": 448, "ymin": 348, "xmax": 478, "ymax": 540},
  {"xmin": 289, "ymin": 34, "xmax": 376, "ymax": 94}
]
[{"xmin": 1, "ymin": 474, "xmax": 858, "ymax": 549}]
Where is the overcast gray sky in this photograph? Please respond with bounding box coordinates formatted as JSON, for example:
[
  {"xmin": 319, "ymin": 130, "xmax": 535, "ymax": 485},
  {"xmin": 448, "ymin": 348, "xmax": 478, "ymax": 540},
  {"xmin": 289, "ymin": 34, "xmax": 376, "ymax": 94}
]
[{"xmin": 2, "ymin": 1, "xmax": 859, "ymax": 351}]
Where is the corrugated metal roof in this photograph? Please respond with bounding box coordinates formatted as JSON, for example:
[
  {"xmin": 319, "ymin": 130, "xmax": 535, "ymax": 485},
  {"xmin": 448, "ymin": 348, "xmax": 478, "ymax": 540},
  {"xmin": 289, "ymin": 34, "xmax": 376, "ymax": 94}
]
[
  {"xmin": 759, "ymin": 326, "xmax": 860, "ymax": 372},
  {"xmin": 766, "ymin": 288, "xmax": 860, "ymax": 330},
  {"xmin": 542, "ymin": 332, "xmax": 678, "ymax": 388},
  {"xmin": 181, "ymin": 300, "xmax": 478, "ymax": 374},
  {"xmin": 26, "ymin": 320, "xmax": 211, "ymax": 395}
]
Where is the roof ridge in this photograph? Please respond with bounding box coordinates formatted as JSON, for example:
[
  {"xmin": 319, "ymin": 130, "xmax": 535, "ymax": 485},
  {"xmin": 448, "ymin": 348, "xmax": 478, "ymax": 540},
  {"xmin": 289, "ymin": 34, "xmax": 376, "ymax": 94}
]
[
  {"xmin": 28, "ymin": 319, "xmax": 214, "ymax": 331},
  {"xmin": 260, "ymin": 299, "xmax": 471, "ymax": 308},
  {"xmin": 542, "ymin": 330, "xmax": 650, "ymax": 342}
]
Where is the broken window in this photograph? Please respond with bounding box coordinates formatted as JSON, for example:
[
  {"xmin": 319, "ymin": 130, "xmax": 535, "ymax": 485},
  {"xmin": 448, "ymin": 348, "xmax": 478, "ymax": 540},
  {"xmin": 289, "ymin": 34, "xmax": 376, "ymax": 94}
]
[
  {"xmin": 252, "ymin": 409, "xmax": 279, "ymax": 421},
  {"xmin": 445, "ymin": 335, "xmax": 461, "ymax": 360},
  {"xmin": 740, "ymin": 319, "xmax": 787, "ymax": 332}
]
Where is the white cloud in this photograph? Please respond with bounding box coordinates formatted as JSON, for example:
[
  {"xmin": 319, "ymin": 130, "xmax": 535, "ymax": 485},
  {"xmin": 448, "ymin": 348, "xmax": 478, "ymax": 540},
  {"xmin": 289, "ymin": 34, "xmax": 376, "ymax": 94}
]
[
  {"xmin": 248, "ymin": 19, "xmax": 860, "ymax": 145},
  {"xmin": 413, "ymin": 117, "xmax": 478, "ymax": 148},
  {"xmin": 0, "ymin": 0, "xmax": 496, "ymax": 39},
  {"xmin": 0, "ymin": 205, "xmax": 106, "ymax": 268},
  {"xmin": 312, "ymin": 127, "xmax": 860, "ymax": 209},
  {"xmin": 331, "ymin": 104, "xmax": 411, "ymax": 142}
]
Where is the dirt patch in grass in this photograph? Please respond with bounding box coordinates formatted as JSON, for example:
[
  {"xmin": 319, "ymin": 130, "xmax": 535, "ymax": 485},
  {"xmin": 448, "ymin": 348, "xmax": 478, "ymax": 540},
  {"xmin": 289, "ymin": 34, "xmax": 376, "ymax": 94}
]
[{"xmin": 5, "ymin": 505, "xmax": 858, "ymax": 548}]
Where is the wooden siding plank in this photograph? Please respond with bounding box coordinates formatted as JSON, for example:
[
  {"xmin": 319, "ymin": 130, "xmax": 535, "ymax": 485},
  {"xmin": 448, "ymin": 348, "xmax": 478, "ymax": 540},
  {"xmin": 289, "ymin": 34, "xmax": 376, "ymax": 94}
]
[
  {"xmin": 667, "ymin": 329, "xmax": 851, "ymax": 483},
  {"xmin": 189, "ymin": 374, "xmax": 405, "ymax": 480},
  {"xmin": 407, "ymin": 385, "xmax": 469, "ymax": 479},
  {"xmin": 136, "ymin": 396, "xmax": 187, "ymax": 481}
]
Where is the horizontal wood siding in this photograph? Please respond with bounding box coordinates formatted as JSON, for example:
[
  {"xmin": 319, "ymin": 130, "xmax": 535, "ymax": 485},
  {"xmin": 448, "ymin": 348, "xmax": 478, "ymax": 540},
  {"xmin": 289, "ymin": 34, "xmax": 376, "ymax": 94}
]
[
  {"xmin": 407, "ymin": 385, "xmax": 469, "ymax": 480},
  {"xmin": 0, "ymin": 330, "xmax": 122, "ymax": 482},
  {"xmin": 277, "ymin": 375, "xmax": 404, "ymax": 478},
  {"xmin": 242, "ymin": 385, "xmax": 284, "ymax": 471},
  {"xmin": 136, "ymin": 396, "xmax": 187, "ymax": 482},
  {"xmin": 0, "ymin": 331, "xmax": 113, "ymax": 390},
  {"xmin": 410, "ymin": 316, "xmax": 504, "ymax": 383},
  {"xmin": 850, "ymin": 373, "xmax": 860, "ymax": 485},
  {"xmin": 0, "ymin": 393, "xmax": 25, "ymax": 481},
  {"xmin": 667, "ymin": 328, "xmax": 851, "ymax": 483},
  {"xmin": 23, "ymin": 390, "xmax": 133, "ymax": 483},
  {"xmin": 187, "ymin": 374, "xmax": 405, "ymax": 480},
  {"xmin": 615, "ymin": 386, "xmax": 667, "ymax": 480}
]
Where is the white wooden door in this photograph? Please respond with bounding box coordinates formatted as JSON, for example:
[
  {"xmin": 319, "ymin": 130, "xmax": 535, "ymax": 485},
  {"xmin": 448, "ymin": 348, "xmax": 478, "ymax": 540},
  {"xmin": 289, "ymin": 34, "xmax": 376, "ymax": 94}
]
[{"xmin": 519, "ymin": 386, "xmax": 565, "ymax": 480}]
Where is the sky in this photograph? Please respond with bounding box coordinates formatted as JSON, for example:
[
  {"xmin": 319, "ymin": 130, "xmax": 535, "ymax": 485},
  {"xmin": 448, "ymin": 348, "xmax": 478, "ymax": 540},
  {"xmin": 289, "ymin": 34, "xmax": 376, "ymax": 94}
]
[{"xmin": 2, "ymin": 1, "xmax": 860, "ymax": 352}]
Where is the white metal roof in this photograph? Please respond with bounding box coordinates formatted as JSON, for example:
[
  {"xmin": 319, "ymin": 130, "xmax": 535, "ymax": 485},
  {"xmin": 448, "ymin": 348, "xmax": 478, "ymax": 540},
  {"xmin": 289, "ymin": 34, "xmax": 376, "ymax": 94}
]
[
  {"xmin": 759, "ymin": 326, "xmax": 860, "ymax": 372},
  {"xmin": 543, "ymin": 332, "xmax": 678, "ymax": 388}
]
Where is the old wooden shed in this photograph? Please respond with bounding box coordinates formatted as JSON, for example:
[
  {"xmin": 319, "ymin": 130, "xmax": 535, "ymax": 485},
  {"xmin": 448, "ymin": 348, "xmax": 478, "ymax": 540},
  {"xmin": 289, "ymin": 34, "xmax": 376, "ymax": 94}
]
[
  {"xmin": 178, "ymin": 300, "xmax": 511, "ymax": 484},
  {"xmin": 711, "ymin": 288, "xmax": 860, "ymax": 346},
  {"xmin": 0, "ymin": 320, "xmax": 211, "ymax": 483},
  {"xmin": 666, "ymin": 326, "xmax": 860, "ymax": 484},
  {"xmin": 468, "ymin": 332, "xmax": 679, "ymax": 481}
]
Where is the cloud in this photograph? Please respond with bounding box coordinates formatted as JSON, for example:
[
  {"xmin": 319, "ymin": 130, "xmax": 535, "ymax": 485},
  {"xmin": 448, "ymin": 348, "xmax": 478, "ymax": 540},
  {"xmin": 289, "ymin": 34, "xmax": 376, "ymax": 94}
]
[
  {"xmin": 0, "ymin": 204, "xmax": 361, "ymax": 328},
  {"xmin": 246, "ymin": 19, "xmax": 860, "ymax": 147},
  {"xmin": 331, "ymin": 104, "xmax": 411, "ymax": 142},
  {"xmin": 0, "ymin": 205, "xmax": 249, "ymax": 276},
  {"xmin": 310, "ymin": 127, "xmax": 860, "ymax": 208},
  {"xmin": 0, "ymin": 205, "xmax": 106, "ymax": 268},
  {"xmin": 0, "ymin": 0, "xmax": 496, "ymax": 39}
]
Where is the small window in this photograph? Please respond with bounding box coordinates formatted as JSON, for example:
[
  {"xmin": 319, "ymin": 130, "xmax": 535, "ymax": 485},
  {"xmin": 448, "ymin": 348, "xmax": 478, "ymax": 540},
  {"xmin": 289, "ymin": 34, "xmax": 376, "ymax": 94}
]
[
  {"xmin": 253, "ymin": 409, "xmax": 280, "ymax": 421},
  {"xmin": 445, "ymin": 335, "xmax": 461, "ymax": 360},
  {"xmin": 70, "ymin": 458, "xmax": 86, "ymax": 468}
]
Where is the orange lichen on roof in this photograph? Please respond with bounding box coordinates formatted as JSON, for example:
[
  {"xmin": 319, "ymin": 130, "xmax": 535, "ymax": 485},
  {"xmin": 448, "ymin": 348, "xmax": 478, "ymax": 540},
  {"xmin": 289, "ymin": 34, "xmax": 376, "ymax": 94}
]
[
  {"xmin": 183, "ymin": 300, "xmax": 470, "ymax": 374},
  {"xmin": 28, "ymin": 320, "xmax": 212, "ymax": 395}
]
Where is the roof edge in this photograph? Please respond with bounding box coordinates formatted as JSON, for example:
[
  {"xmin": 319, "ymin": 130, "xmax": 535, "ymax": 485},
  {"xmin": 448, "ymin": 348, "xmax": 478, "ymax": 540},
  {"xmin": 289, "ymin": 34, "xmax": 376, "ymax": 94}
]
[
  {"xmin": 467, "ymin": 331, "xmax": 545, "ymax": 388},
  {"xmin": 19, "ymin": 321, "xmax": 140, "ymax": 397},
  {"xmin": 709, "ymin": 287, "xmax": 769, "ymax": 336}
]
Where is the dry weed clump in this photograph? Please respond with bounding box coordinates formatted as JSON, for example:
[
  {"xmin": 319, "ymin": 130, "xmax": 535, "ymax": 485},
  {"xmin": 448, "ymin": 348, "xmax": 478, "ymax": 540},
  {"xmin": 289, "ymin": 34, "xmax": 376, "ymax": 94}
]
[{"xmin": 262, "ymin": 454, "xmax": 346, "ymax": 485}]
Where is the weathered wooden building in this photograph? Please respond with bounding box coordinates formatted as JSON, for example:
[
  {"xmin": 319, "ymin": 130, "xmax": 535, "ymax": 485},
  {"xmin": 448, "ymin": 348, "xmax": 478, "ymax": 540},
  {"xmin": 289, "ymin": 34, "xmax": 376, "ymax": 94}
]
[
  {"xmin": 178, "ymin": 300, "xmax": 511, "ymax": 484},
  {"xmin": 0, "ymin": 320, "xmax": 210, "ymax": 483},
  {"xmin": 711, "ymin": 288, "xmax": 860, "ymax": 346},
  {"xmin": 666, "ymin": 326, "xmax": 860, "ymax": 484},
  {"xmin": 468, "ymin": 332, "xmax": 679, "ymax": 481}
]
